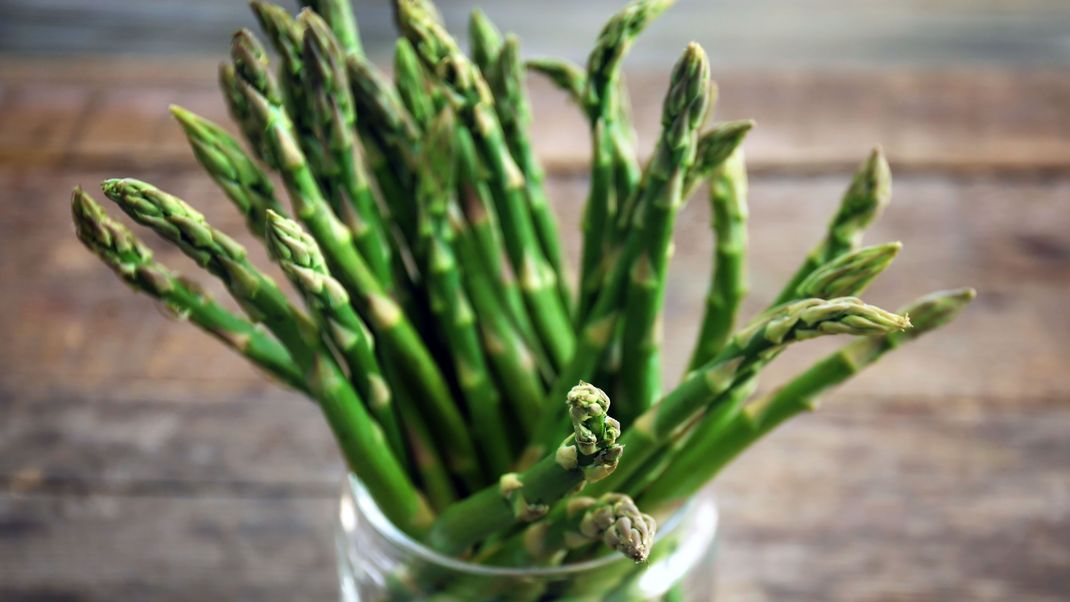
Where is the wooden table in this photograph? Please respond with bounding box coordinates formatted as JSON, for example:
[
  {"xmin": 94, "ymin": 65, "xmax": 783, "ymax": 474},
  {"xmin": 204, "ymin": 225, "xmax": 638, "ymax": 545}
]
[{"xmin": 1, "ymin": 59, "xmax": 1068, "ymax": 601}]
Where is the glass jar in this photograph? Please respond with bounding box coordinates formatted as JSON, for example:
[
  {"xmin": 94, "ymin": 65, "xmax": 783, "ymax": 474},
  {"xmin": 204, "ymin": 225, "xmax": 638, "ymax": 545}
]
[{"xmin": 336, "ymin": 475, "xmax": 719, "ymax": 601}]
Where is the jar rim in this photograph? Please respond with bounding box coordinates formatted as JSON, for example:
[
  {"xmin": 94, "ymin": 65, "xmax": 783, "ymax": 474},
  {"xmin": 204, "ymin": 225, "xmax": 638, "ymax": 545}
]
[{"xmin": 343, "ymin": 474, "xmax": 713, "ymax": 578}]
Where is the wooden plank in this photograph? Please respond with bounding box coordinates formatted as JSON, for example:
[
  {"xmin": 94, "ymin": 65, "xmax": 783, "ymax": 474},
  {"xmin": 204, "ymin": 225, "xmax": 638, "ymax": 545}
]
[{"xmin": 2, "ymin": 62, "xmax": 1068, "ymax": 172}]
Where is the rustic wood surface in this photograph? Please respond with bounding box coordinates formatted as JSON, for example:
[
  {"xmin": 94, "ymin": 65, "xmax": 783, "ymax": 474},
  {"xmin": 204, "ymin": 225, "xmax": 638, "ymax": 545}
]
[{"xmin": 0, "ymin": 59, "xmax": 1068, "ymax": 602}]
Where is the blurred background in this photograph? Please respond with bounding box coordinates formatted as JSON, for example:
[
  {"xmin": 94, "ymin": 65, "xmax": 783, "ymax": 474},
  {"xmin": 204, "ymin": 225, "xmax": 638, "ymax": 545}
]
[{"xmin": 1, "ymin": 1, "xmax": 1068, "ymax": 601}]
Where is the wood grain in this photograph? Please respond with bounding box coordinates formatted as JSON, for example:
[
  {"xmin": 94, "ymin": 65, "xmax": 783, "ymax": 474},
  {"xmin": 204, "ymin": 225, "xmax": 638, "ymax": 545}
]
[{"xmin": 0, "ymin": 64, "xmax": 1068, "ymax": 601}]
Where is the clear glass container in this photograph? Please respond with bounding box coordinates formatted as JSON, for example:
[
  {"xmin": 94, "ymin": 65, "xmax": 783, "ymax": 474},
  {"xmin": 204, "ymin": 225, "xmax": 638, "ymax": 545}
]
[{"xmin": 336, "ymin": 475, "xmax": 718, "ymax": 601}]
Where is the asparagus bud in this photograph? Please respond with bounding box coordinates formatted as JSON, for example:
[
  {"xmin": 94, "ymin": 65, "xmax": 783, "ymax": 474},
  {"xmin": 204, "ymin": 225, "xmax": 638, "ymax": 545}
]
[{"xmin": 796, "ymin": 241, "xmax": 901, "ymax": 299}]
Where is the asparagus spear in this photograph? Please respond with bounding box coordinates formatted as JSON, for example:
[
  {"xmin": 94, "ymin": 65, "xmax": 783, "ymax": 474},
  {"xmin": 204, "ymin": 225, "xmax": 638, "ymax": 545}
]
[
  {"xmin": 298, "ymin": 0, "xmax": 364, "ymax": 58},
  {"xmin": 393, "ymin": 38, "xmax": 436, "ymax": 132},
  {"xmin": 169, "ymin": 105, "xmax": 288, "ymax": 241},
  {"xmin": 526, "ymin": 43, "xmax": 711, "ymax": 457},
  {"xmin": 88, "ymin": 183, "xmax": 433, "ymax": 534},
  {"xmin": 796, "ymin": 242, "xmax": 902, "ymax": 300},
  {"xmin": 577, "ymin": 0, "xmax": 674, "ymax": 320},
  {"xmin": 300, "ymin": 10, "xmax": 394, "ymax": 289},
  {"xmin": 71, "ymin": 188, "xmax": 305, "ymax": 392},
  {"xmin": 100, "ymin": 178, "xmax": 320, "ymax": 368},
  {"xmin": 526, "ymin": 57, "xmax": 586, "ymax": 106},
  {"xmin": 618, "ymin": 42, "xmax": 711, "ymax": 423},
  {"xmin": 468, "ymin": 8, "xmax": 503, "ymax": 77},
  {"xmin": 238, "ymin": 81, "xmax": 485, "ymax": 491},
  {"xmin": 585, "ymin": 297, "xmax": 911, "ymax": 497},
  {"xmin": 492, "ymin": 35, "xmax": 573, "ymax": 316},
  {"xmin": 220, "ymin": 30, "xmax": 283, "ymax": 167},
  {"xmin": 682, "ymin": 119, "xmax": 755, "ymax": 198},
  {"xmin": 396, "ymin": 1, "xmax": 576, "ymax": 370},
  {"xmin": 771, "ymin": 147, "xmax": 892, "ymax": 306},
  {"xmin": 510, "ymin": 493, "xmax": 656, "ymax": 565},
  {"xmin": 640, "ymin": 288, "xmax": 976, "ymax": 510},
  {"xmin": 264, "ymin": 211, "xmax": 407, "ymax": 465},
  {"xmin": 425, "ymin": 382, "xmax": 623, "ymax": 555},
  {"xmin": 685, "ymin": 147, "xmax": 749, "ymax": 370},
  {"xmin": 417, "ymin": 111, "xmax": 514, "ymax": 478}
]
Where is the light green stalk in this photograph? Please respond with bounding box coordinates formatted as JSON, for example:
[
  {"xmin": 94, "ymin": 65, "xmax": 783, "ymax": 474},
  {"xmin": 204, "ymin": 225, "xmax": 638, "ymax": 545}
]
[
  {"xmin": 169, "ymin": 105, "xmax": 288, "ymax": 240},
  {"xmin": 682, "ymin": 119, "xmax": 755, "ymax": 197},
  {"xmin": 100, "ymin": 178, "xmax": 320, "ymax": 368},
  {"xmin": 396, "ymin": 2, "xmax": 576, "ymax": 370},
  {"xmin": 585, "ymin": 297, "xmax": 911, "ymax": 498},
  {"xmin": 618, "ymin": 42, "xmax": 711, "ymax": 423},
  {"xmin": 300, "ymin": 10, "xmax": 394, "ymax": 289},
  {"xmin": 526, "ymin": 43, "xmax": 710, "ymax": 457},
  {"xmin": 577, "ymin": 0, "xmax": 674, "ymax": 320},
  {"xmin": 264, "ymin": 211, "xmax": 407, "ymax": 466},
  {"xmin": 492, "ymin": 35, "xmax": 573, "ymax": 316},
  {"xmin": 425, "ymin": 382, "xmax": 623, "ymax": 555},
  {"xmin": 417, "ymin": 112, "xmax": 514, "ymax": 478},
  {"xmin": 393, "ymin": 38, "xmax": 436, "ymax": 132},
  {"xmin": 526, "ymin": 57, "xmax": 586, "ymax": 105},
  {"xmin": 685, "ymin": 147, "xmax": 749, "ymax": 370},
  {"xmin": 71, "ymin": 188, "xmax": 305, "ymax": 392},
  {"xmin": 239, "ymin": 81, "xmax": 485, "ymax": 491},
  {"xmin": 772, "ymin": 147, "xmax": 892, "ymax": 305},
  {"xmin": 640, "ymin": 288, "xmax": 975, "ymax": 510},
  {"xmin": 220, "ymin": 29, "xmax": 283, "ymax": 167},
  {"xmin": 796, "ymin": 242, "xmax": 902, "ymax": 300},
  {"xmin": 298, "ymin": 0, "xmax": 364, "ymax": 57},
  {"xmin": 468, "ymin": 8, "xmax": 503, "ymax": 77}
]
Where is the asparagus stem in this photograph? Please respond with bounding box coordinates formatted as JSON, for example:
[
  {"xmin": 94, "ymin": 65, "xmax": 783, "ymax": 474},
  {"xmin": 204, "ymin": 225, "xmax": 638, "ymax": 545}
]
[
  {"xmin": 169, "ymin": 106, "xmax": 288, "ymax": 241},
  {"xmin": 577, "ymin": 0, "xmax": 674, "ymax": 320},
  {"xmin": 685, "ymin": 147, "xmax": 749, "ymax": 371},
  {"xmin": 772, "ymin": 147, "xmax": 892, "ymax": 306},
  {"xmin": 300, "ymin": 10, "xmax": 394, "ymax": 289},
  {"xmin": 682, "ymin": 119, "xmax": 755, "ymax": 198},
  {"xmin": 264, "ymin": 211, "xmax": 408, "ymax": 467},
  {"xmin": 796, "ymin": 241, "xmax": 902, "ymax": 300},
  {"xmin": 221, "ymin": 30, "xmax": 284, "ymax": 167},
  {"xmin": 417, "ymin": 112, "xmax": 515, "ymax": 478},
  {"xmin": 586, "ymin": 297, "xmax": 911, "ymax": 498},
  {"xmin": 492, "ymin": 35, "xmax": 573, "ymax": 316},
  {"xmin": 71, "ymin": 188, "xmax": 306, "ymax": 392},
  {"xmin": 100, "ymin": 178, "xmax": 320, "ymax": 368},
  {"xmin": 640, "ymin": 289, "xmax": 976, "ymax": 510},
  {"xmin": 526, "ymin": 57, "xmax": 586, "ymax": 106},
  {"xmin": 78, "ymin": 186, "xmax": 432, "ymax": 534},
  {"xmin": 618, "ymin": 42, "xmax": 712, "ymax": 423},
  {"xmin": 526, "ymin": 43, "xmax": 711, "ymax": 457},
  {"xmin": 240, "ymin": 81, "xmax": 485, "ymax": 491},
  {"xmin": 396, "ymin": 2, "xmax": 576, "ymax": 371},
  {"xmin": 393, "ymin": 38, "xmax": 436, "ymax": 132},
  {"xmin": 298, "ymin": 0, "xmax": 364, "ymax": 58},
  {"xmin": 519, "ymin": 493, "xmax": 656, "ymax": 564},
  {"xmin": 425, "ymin": 383, "xmax": 623, "ymax": 555},
  {"xmin": 468, "ymin": 8, "xmax": 503, "ymax": 77}
]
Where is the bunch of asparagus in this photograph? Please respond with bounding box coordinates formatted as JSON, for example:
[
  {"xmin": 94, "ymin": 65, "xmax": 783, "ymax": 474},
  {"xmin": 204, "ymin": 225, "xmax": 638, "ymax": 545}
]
[{"xmin": 70, "ymin": 0, "xmax": 974, "ymax": 591}]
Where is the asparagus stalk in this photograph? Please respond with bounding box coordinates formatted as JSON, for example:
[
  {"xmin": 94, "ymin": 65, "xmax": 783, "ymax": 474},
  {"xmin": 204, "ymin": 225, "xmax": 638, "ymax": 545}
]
[
  {"xmin": 577, "ymin": 0, "xmax": 674, "ymax": 320},
  {"xmin": 526, "ymin": 57, "xmax": 586, "ymax": 106},
  {"xmin": 685, "ymin": 147, "xmax": 749, "ymax": 370},
  {"xmin": 264, "ymin": 211, "xmax": 408, "ymax": 466},
  {"xmin": 239, "ymin": 80, "xmax": 485, "ymax": 491},
  {"xmin": 425, "ymin": 382, "xmax": 623, "ymax": 555},
  {"xmin": 393, "ymin": 38, "xmax": 436, "ymax": 132},
  {"xmin": 771, "ymin": 147, "xmax": 892, "ymax": 305},
  {"xmin": 618, "ymin": 42, "xmax": 711, "ymax": 423},
  {"xmin": 298, "ymin": 0, "xmax": 364, "ymax": 58},
  {"xmin": 796, "ymin": 241, "xmax": 902, "ymax": 300},
  {"xmin": 468, "ymin": 8, "xmax": 503, "ymax": 77},
  {"xmin": 517, "ymin": 493, "xmax": 656, "ymax": 565},
  {"xmin": 71, "ymin": 188, "xmax": 305, "ymax": 392},
  {"xmin": 640, "ymin": 288, "xmax": 976, "ymax": 510},
  {"xmin": 417, "ymin": 112, "xmax": 514, "ymax": 478},
  {"xmin": 100, "ymin": 178, "xmax": 321, "ymax": 368},
  {"xmin": 527, "ymin": 43, "xmax": 711, "ymax": 457},
  {"xmin": 682, "ymin": 119, "xmax": 755, "ymax": 198},
  {"xmin": 299, "ymin": 10, "xmax": 394, "ymax": 289},
  {"xmin": 169, "ymin": 105, "xmax": 288, "ymax": 241},
  {"xmin": 492, "ymin": 35, "xmax": 573, "ymax": 316},
  {"xmin": 396, "ymin": 1, "xmax": 576, "ymax": 370},
  {"xmin": 220, "ymin": 30, "xmax": 285, "ymax": 168},
  {"xmin": 585, "ymin": 297, "xmax": 911, "ymax": 497}
]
